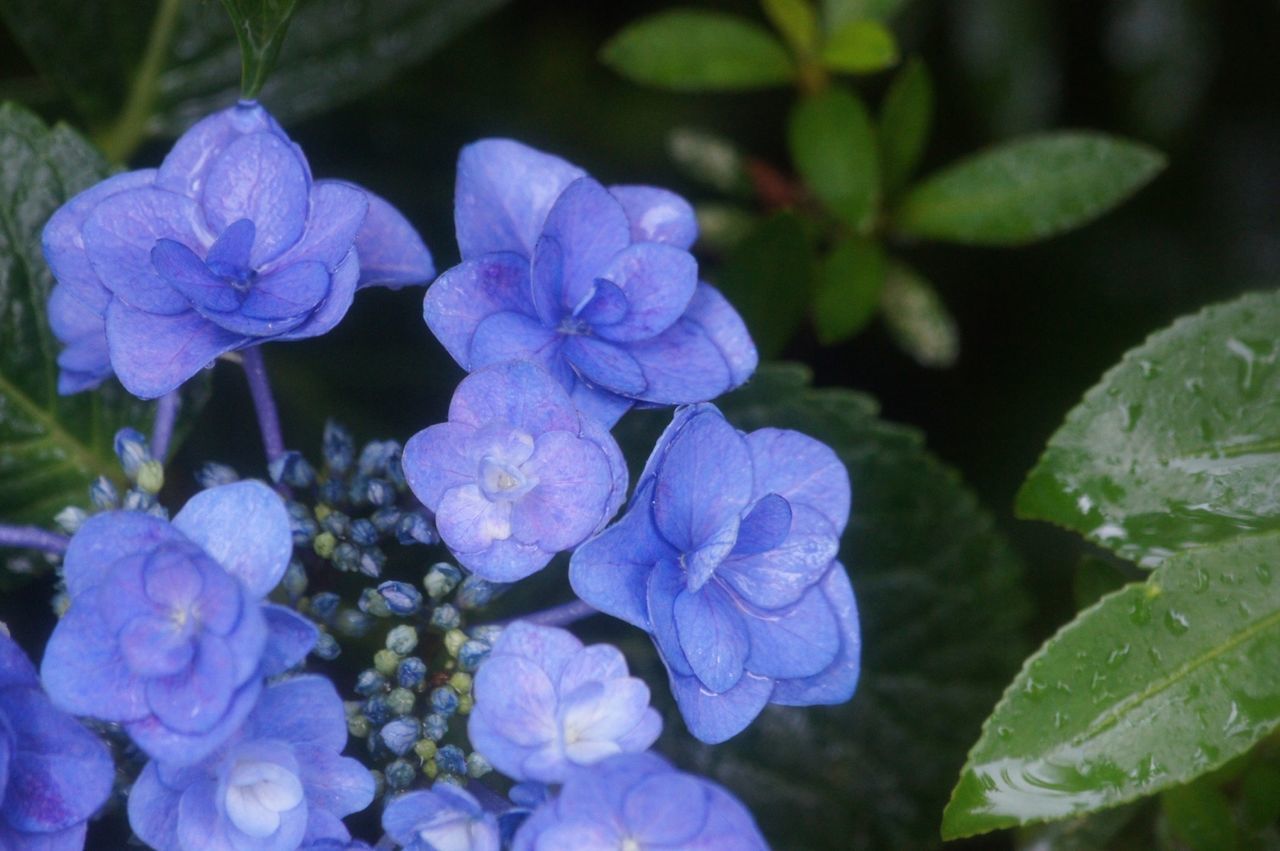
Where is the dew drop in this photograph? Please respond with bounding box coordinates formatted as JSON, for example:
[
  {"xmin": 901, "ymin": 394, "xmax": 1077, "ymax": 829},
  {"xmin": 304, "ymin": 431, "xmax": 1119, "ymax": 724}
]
[
  {"xmin": 1164, "ymin": 609, "xmax": 1191, "ymax": 635},
  {"xmin": 1257, "ymin": 563, "xmax": 1273, "ymax": 586},
  {"xmin": 1106, "ymin": 644, "xmax": 1131, "ymax": 667}
]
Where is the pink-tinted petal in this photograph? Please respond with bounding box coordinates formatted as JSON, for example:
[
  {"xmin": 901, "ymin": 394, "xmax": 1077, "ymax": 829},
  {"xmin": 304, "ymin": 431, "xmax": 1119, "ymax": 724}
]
[
  {"xmin": 105, "ymin": 301, "xmax": 244, "ymax": 398},
  {"xmin": 595, "ymin": 243, "xmax": 697, "ymax": 342},
  {"xmin": 745, "ymin": 427, "xmax": 850, "ymax": 535},
  {"xmin": 202, "ymin": 132, "xmax": 309, "ymax": 266},
  {"xmin": 609, "ymin": 185, "xmax": 698, "ymax": 249}
]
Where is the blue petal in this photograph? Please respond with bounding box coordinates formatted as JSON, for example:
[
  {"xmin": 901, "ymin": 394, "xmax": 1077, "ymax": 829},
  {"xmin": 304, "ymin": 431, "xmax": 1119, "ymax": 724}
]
[
  {"xmin": 646, "ymin": 559, "xmax": 694, "ymax": 677},
  {"xmin": 126, "ymin": 677, "xmax": 261, "ymax": 767},
  {"xmin": 296, "ymin": 746, "xmax": 375, "ymax": 818},
  {"xmin": 175, "ymin": 778, "xmax": 235, "ymax": 851},
  {"xmin": 746, "ymin": 427, "xmax": 850, "ymax": 536},
  {"xmin": 40, "ymin": 589, "xmax": 148, "ymax": 722},
  {"xmin": 578, "ymin": 411, "xmax": 629, "ymax": 525},
  {"xmin": 423, "ymin": 253, "xmax": 534, "ymax": 367},
  {"xmin": 577, "ymin": 279, "xmax": 627, "ymax": 326},
  {"xmin": 447, "ymin": 360, "xmax": 579, "ymax": 434},
  {"xmin": 49, "ymin": 285, "xmax": 112, "ymax": 394},
  {"xmin": 157, "ymin": 101, "xmax": 289, "ymax": 198},
  {"xmin": 241, "ymin": 260, "xmax": 330, "ymax": 320},
  {"xmin": 246, "ymin": 675, "xmax": 347, "ymax": 752},
  {"xmin": 533, "ymin": 178, "xmax": 630, "ymax": 316},
  {"xmin": 353, "ymin": 189, "xmax": 434, "ymax": 288},
  {"xmin": 402, "ymin": 422, "xmax": 476, "ymax": 511},
  {"xmin": 673, "ymin": 584, "xmax": 749, "ymax": 693},
  {"xmin": 451, "ymin": 534, "xmax": 550, "ymax": 584},
  {"xmin": 273, "ymin": 247, "xmax": 359, "ymax": 341},
  {"xmin": 732, "ymin": 493, "xmax": 792, "ymax": 556},
  {"xmin": 172, "ymin": 480, "xmax": 293, "ymax": 598},
  {"xmin": 493, "ymin": 621, "xmax": 584, "ymax": 682},
  {"xmin": 569, "ymin": 382, "xmax": 633, "ymax": 428},
  {"xmin": 696, "ymin": 786, "xmax": 771, "ymax": 850},
  {"xmin": 742, "ymin": 582, "xmax": 840, "ymax": 679},
  {"xmin": 0, "ymin": 632, "xmax": 36, "ymax": 689},
  {"xmin": 201, "ymin": 132, "xmax": 310, "ymax": 267},
  {"xmin": 609, "ymin": 185, "xmax": 698, "ymax": 249},
  {"xmin": 717, "ymin": 504, "xmax": 839, "ymax": 610},
  {"xmin": 127, "ymin": 762, "xmax": 182, "ymax": 851},
  {"xmin": 511, "ymin": 431, "xmax": 615, "ymax": 552},
  {"xmin": 105, "ymin": 300, "xmax": 245, "ymax": 398},
  {"xmin": 562, "ymin": 336, "xmax": 647, "ymax": 396},
  {"xmin": 266, "ymin": 180, "xmax": 367, "ymax": 273},
  {"xmin": 621, "ymin": 773, "xmax": 708, "ymax": 846},
  {"xmin": 206, "ymin": 218, "xmax": 257, "ymax": 275},
  {"xmin": 61, "ymin": 510, "xmax": 183, "ymax": 597},
  {"xmin": 771, "ymin": 562, "xmax": 861, "ymax": 706},
  {"xmin": 651, "ymin": 406, "xmax": 752, "ymax": 553},
  {"xmin": 151, "ymin": 238, "xmax": 242, "ymax": 313},
  {"xmin": 469, "ymin": 310, "xmax": 561, "ymax": 375},
  {"xmin": 529, "ymin": 234, "xmax": 566, "ymax": 325},
  {"xmin": 669, "ymin": 669, "xmax": 773, "ymax": 745},
  {"xmin": 259, "ymin": 604, "xmax": 319, "ymax": 677},
  {"xmin": 144, "ymin": 637, "xmax": 237, "ymax": 734},
  {"xmin": 594, "ymin": 243, "xmax": 697, "ymax": 342},
  {"xmin": 455, "ymin": 139, "xmax": 585, "ymax": 260}
]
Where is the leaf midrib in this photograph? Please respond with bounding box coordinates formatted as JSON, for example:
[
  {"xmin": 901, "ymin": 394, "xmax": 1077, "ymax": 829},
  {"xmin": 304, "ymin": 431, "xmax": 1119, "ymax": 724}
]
[{"xmin": 0, "ymin": 369, "xmax": 116, "ymax": 486}]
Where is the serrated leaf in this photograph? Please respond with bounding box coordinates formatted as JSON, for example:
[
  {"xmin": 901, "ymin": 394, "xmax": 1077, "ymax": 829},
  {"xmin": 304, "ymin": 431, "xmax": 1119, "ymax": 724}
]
[
  {"xmin": 1017, "ymin": 291, "xmax": 1280, "ymax": 567},
  {"xmin": 788, "ymin": 87, "xmax": 879, "ymax": 230},
  {"xmin": 879, "ymin": 56, "xmax": 933, "ymax": 195},
  {"xmin": 813, "ymin": 237, "xmax": 884, "ymax": 344},
  {"xmin": 943, "ymin": 533, "xmax": 1280, "ymax": 839},
  {"xmin": 601, "ymin": 10, "xmax": 795, "ymax": 92},
  {"xmin": 714, "ymin": 213, "xmax": 813, "ymax": 358},
  {"xmin": 880, "ymin": 261, "xmax": 958, "ymax": 368},
  {"xmin": 894, "ymin": 133, "xmax": 1165, "ymax": 246},
  {"xmin": 762, "ymin": 0, "xmax": 819, "ymax": 55},
  {"xmin": 617, "ymin": 363, "xmax": 1030, "ymax": 849},
  {"xmin": 821, "ymin": 19, "xmax": 899, "ymax": 74},
  {"xmin": 0, "ymin": 103, "xmax": 153, "ymax": 523},
  {"xmin": 822, "ymin": 0, "xmax": 911, "ymax": 30},
  {"xmin": 218, "ymin": 0, "xmax": 301, "ymax": 99}
]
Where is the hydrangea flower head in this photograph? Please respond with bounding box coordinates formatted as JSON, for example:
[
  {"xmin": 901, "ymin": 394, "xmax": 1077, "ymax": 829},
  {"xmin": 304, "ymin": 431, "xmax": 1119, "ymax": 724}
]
[
  {"xmin": 569, "ymin": 404, "xmax": 861, "ymax": 743},
  {"xmin": 512, "ymin": 753, "xmax": 769, "ymax": 850},
  {"xmin": 468, "ymin": 621, "xmax": 660, "ymax": 783},
  {"xmin": 423, "ymin": 139, "xmax": 757, "ymax": 426},
  {"xmin": 0, "ymin": 630, "xmax": 114, "ymax": 850},
  {"xmin": 128, "ymin": 675, "xmax": 375, "ymax": 851},
  {"xmin": 43, "ymin": 100, "xmax": 435, "ymax": 398},
  {"xmin": 41, "ymin": 481, "xmax": 301, "ymax": 765},
  {"xmin": 402, "ymin": 360, "xmax": 627, "ymax": 581},
  {"xmin": 382, "ymin": 784, "xmax": 500, "ymax": 851}
]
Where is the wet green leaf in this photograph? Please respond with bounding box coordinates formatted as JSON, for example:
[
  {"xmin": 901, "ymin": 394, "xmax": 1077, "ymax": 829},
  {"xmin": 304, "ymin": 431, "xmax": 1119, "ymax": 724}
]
[
  {"xmin": 0, "ymin": 104, "xmax": 153, "ymax": 523},
  {"xmin": 814, "ymin": 237, "xmax": 884, "ymax": 344},
  {"xmin": 218, "ymin": 0, "xmax": 300, "ymax": 99},
  {"xmin": 601, "ymin": 10, "xmax": 794, "ymax": 92},
  {"xmin": 762, "ymin": 0, "xmax": 819, "ymax": 55},
  {"xmin": 894, "ymin": 133, "xmax": 1165, "ymax": 246},
  {"xmin": 788, "ymin": 86, "xmax": 879, "ymax": 231},
  {"xmin": 879, "ymin": 57, "xmax": 933, "ymax": 195},
  {"xmin": 880, "ymin": 261, "xmax": 958, "ymax": 368},
  {"xmin": 821, "ymin": 19, "xmax": 899, "ymax": 74},
  {"xmin": 943, "ymin": 532, "xmax": 1280, "ymax": 839},
  {"xmin": 1018, "ymin": 291, "xmax": 1280, "ymax": 567},
  {"xmin": 713, "ymin": 213, "xmax": 813, "ymax": 357}
]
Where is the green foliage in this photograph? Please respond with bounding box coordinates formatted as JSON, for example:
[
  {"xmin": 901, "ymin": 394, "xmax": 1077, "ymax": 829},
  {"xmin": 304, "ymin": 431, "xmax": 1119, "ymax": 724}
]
[
  {"xmin": 1161, "ymin": 779, "xmax": 1241, "ymax": 851},
  {"xmin": 814, "ymin": 237, "xmax": 884, "ymax": 343},
  {"xmin": 880, "ymin": 262, "xmax": 958, "ymax": 368},
  {"xmin": 788, "ymin": 87, "xmax": 879, "ymax": 231},
  {"xmin": 879, "ymin": 57, "xmax": 933, "ymax": 195},
  {"xmin": 820, "ymin": 19, "xmax": 899, "ymax": 74},
  {"xmin": 1017, "ymin": 291, "xmax": 1280, "ymax": 567},
  {"xmin": 761, "ymin": 0, "xmax": 819, "ymax": 55},
  {"xmin": 218, "ymin": 0, "xmax": 301, "ymax": 99},
  {"xmin": 894, "ymin": 133, "xmax": 1165, "ymax": 246},
  {"xmin": 637, "ymin": 363, "xmax": 1030, "ymax": 850},
  {"xmin": 715, "ymin": 213, "xmax": 813, "ymax": 357},
  {"xmin": 601, "ymin": 10, "xmax": 795, "ymax": 92},
  {"xmin": 943, "ymin": 532, "xmax": 1280, "ymax": 839},
  {"xmin": 0, "ymin": 104, "xmax": 153, "ymax": 522},
  {"xmin": 822, "ymin": 0, "xmax": 911, "ymax": 30}
]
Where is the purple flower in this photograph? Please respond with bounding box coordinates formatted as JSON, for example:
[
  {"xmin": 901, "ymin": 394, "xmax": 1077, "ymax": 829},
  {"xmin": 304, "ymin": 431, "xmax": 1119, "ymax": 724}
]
[
  {"xmin": 128, "ymin": 675, "xmax": 374, "ymax": 851},
  {"xmin": 41, "ymin": 481, "xmax": 307, "ymax": 765},
  {"xmin": 402, "ymin": 361, "xmax": 627, "ymax": 582},
  {"xmin": 43, "ymin": 100, "xmax": 435, "ymax": 398},
  {"xmin": 382, "ymin": 784, "xmax": 499, "ymax": 851},
  {"xmin": 423, "ymin": 139, "xmax": 757, "ymax": 427},
  {"xmin": 468, "ymin": 622, "xmax": 660, "ymax": 784},
  {"xmin": 569, "ymin": 405, "xmax": 861, "ymax": 744},
  {"xmin": 512, "ymin": 753, "xmax": 769, "ymax": 850},
  {"xmin": 0, "ymin": 631, "xmax": 113, "ymax": 851}
]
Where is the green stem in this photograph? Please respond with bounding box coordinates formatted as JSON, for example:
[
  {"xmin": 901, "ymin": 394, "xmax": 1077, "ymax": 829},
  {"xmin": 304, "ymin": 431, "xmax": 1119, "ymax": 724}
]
[{"xmin": 94, "ymin": 0, "xmax": 183, "ymax": 164}]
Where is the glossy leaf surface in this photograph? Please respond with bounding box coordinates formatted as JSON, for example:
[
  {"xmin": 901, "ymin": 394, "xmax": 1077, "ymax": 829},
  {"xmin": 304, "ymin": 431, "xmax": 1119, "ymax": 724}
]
[
  {"xmin": 879, "ymin": 57, "xmax": 933, "ymax": 195},
  {"xmin": 789, "ymin": 87, "xmax": 879, "ymax": 231}
]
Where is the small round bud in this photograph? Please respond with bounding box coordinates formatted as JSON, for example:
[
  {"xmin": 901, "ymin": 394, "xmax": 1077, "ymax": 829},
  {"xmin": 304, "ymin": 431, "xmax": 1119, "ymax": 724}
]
[
  {"xmin": 362, "ymin": 695, "xmax": 392, "ymax": 726},
  {"xmin": 457, "ymin": 694, "xmax": 474, "ymax": 715},
  {"xmin": 429, "ymin": 686, "xmax": 459, "ymax": 716},
  {"xmin": 430, "ymin": 604, "xmax": 461, "ymax": 632},
  {"xmin": 122, "ymin": 489, "xmax": 156, "ymax": 512},
  {"xmin": 397, "ymin": 512, "xmax": 437, "ymax": 546},
  {"xmin": 413, "ymin": 739, "xmax": 437, "ymax": 762},
  {"xmin": 113, "ymin": 428, "xmax": 151, "ymax": 479},
  {"xmin": 458, "ymin": 640, "xmax": 491, "ymax": 672},
  {"xmin": 469, "ymin": 625, "xmax": 504, "ymax": 645},
  {"xmin": 370, "ymin": 507, "xmax": 401, "ymax": 533},
  {"xmin": 355, "ymin": 669, "xmax": 387, "ymax": 696},
  {"xmin": 313, "ymin": 531, "xmax": 337, "ymax": 559},
  {"xmin": 350, "ymin": 518, "xmax": 379, "ymax": 547},
  {"xmin": 54, "ymin": 506, "xmax": 88, "ymax": 535},
  {"xmin": 268, "ymin": 451, "xmax": 316, "ymax": 488},
  {"xmin": 89, "ymin": 477, "xmax": 119, "ymax": 510},
  {"xmin": 333, "ymin": 542, "xmax": 361, "ymax": 573},
  {"xmin": 385, "ymin": 759, "xmax": 415, "ymax": 790},
  {"xmin": 385, "ymin": 624, "xmax": 419, "ymax": 655},
  {"xmin": 334, "ymin": 609, "xmax": 373, "ymax": 638},
  {"xmin": 422, "ymin": 759, "xmax": 438, "ymax": 781},
  {"xmin": 423, "ymin": 562, "xmax": 461, "ymax": 599},
  {"xmin": 436, "ymin": 744, "xmax": 466, "ymax": 777},
  {"xmin": 321, "ymin": 511, "xmax": 351, "ymax": 538},
  {"xmin": 323, "ymin": 420, "xmax": 355, "ymax": 474},
  {"xmin": 282, "ymin": 560, "xmax": 308, "ymax": 598},
  {"xmin": 365, "ymin": 478, "xmax": 395, "ymax": 507},
  {"xmin": 358, "ymin": 547, "xmax": 386, "ymax": 578},
  {"xmin": 347, "ymin": 715, "xmax": 370, "ymax": 738},
  {"xmin": 448, "ymin": 672, "xmax": 472, "ymax": 694},
  {"xmin": 311, "ymin": 632, "xmax": 341, "ymax": 661},
  {"xmin": 358, "ymin": 440, "xmax": 401, "ymax": 478},
  {"xmin": 373, "ymin": 649, "xmax": 399, "ymax": 677},
  {"xmin": 456, "ymin": 576, "xmax": 506, "ymax": 610},
  {"xmin": 443, "ymin": 629, "xmax": 468, "ymax": 658},
  {"xmin": 379, "ymin": 718, "xmax": 419, "ymax": 756},
  {"xmin": 369, "ymin": 770, "xmax": 385, "ymax": 798},
  {"xmin": 378, "ymin": 582, "xmax": 422, "ymax": 617},
  {"xmin": 309, "ymin": 592, "xmax": 341, "ymax": 623},
  {"xmin": 358, "ymin": 588, "xmax": 393, "ymax": 618},
  {"xmin": 387, "ymin": 687, "xmax": 416, "ymax": 716},
  {"xmin": 466, "ymin": 752, "xmax": 492, "ymax": 779},
  {"xmin": 195, "ymin": 462, "xmax": 239, "ymax": 488},
  {"xmin": 316, "ymin": 480, "xmax": 345, "ymax": 507},
  {"xmin": 423, "ymin": 713, "xmax": 448, "ymax": 741},
  {"xmin": 135, "ymin": 460, "xmax": 165, "ymax": 495},
  {"xmin": 396, "ymin": 657, "xmax": 428, "ymax": 689}
]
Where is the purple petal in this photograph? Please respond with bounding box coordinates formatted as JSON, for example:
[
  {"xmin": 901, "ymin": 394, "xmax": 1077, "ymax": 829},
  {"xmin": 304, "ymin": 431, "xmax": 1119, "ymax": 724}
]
[
  {"xmin": 259, "ymin": 604, "xmax": 319, "ymax": 678},
  {"xmin": 454, "ymin": 536, "xmax": 549, "ymax": 583},
  {"xmin": 126, "ymin": 677, "xmax": 262, "ymax": 767},
  {"xmin": 771, "ymin": 562, "xmax": 861, "ymax": 705},
  {"xmin": 562, "ymin": 336, "xmax": 647, "ymax": 396},
  {"xmin": 0, "ymin": 633, "xmax": 36, "ymax": 689},
  {"xmin": 246, "ymin": 676, "xmax": 347, "ymax": 752},
  {"xmin": 560, "ymin": 679, "xmax": 657, "ymax": 753},
  {"xmin": 455, "ymin": 139, "xmax": 585, "ymax": 259},
  {"xmin": 570, "ymin": 383, "xmax": 634, "ymax": 428},
  {"xmin": 172, "ymin": 480, "xmax": 292, "ymax": 598},
  {"xmin": 646, "ymin": 559, "xmax": 694, "ymax": 677},
  {"xmin": 272, "ymin": 247, "xmax": 359, "ymax": 341},
  {"xmin": 40, "ymin": 591, "xmax": 147, "ymax": 721},
  {"xmin": 241, "ymin": 260, "xmax": 329, "ymax": 320},
  {"xmin": 746, "ymin": 428, "xmax": 849, "ymax": 535},
  {"xmin": 49, "ymin": 285, "xmax": 112, "ymax": 393},
  {"xmin": 578, "ymin": 413, "xmax": 629, "ymax": 525},
  {"xmin": 353, "ymin": 189, "xmax": 434, "ymax": 288},
  {"xmin": 609, "ymin": 185, "xmax": 698, "ymax": 249},
  {"xmin": 144, "ymin": 637, "xmax": 237, "ymax": 734},
  {"xmin": 201, "ymin": 132, "xmax": 309, "ymax": 267},
  {"xmin": 206, "ymin": 217, "xmax": 257, "ymax": 273},
  {"xmin": 61, "ymin": 510, "xmax": 182, "ymax": 597},
  {"xmin": 535, "ymin": 178, "xmax": 630, "ymax": 314},
  {"xmin": 263, "ymin": 179, "xmax": 368, "ymax": 273},
  {"xmin": 595, "ymin": 243, "xmax": 697, "ymax": 342},
  {"xmin": 717, "ymin": 504, "xmax": 839, "ymax": 610},
  {"xmin": 530, "ymin": 234, "xmax": 566, "ymax": 325},
  {"xmin": 472, "ymin": 654, "xmax": 559, "ymax": 748},
  {"xmin": 175, "ymin": 778, "xmax": 235, "ymax": 851},
  {"xmin": 511, "ymin": 432, "xmax": 614, "ymax": 552},
  {"xmin": 622, "ymin": 774, "xmax": 708, "ymax": 846},
  {"xmin": 685, "ymin": 515, "xmax": 740, "ymax": 592},
  {"xmin": 652, "ymin": 407, "xmax": 752, "ymax": 553},
  {"xmin": 402, "ymin": 422, "xmax": 477, "ymax": 510},
  {"xmin": 296, "ymin": 747, "xmax": 375, "ymax": 818},
  {"xmin": 577, "ymin": 279, "xmax": 627, "ymax": 326},
  {"xmin": 448, "ymin": 360, "xmax": 579, "ymax": 434},
  {"xmin": 733, "ymin": 493, "xmax": 793, "ymax": 556},
  {"xmin": 105, "ymin": 300, "xmax": 244, "ymax": 398},
  {"xmin": 118, "ymin": 614, "xmax": 195, "ymax": 677},
  {"xmin": 469, "ymin": 310, "xmax": 561, "ymax": 374},
  {"xmin": 127, "ymin": 762, "xmax": 182, "ymax": 851},
  {"xmin": 673, "ymin": 584, "xmax": 749, "ymax": 693},
  {"xmin": 743, "ymin": 582, "xmax": 840, "ymax": 679},
  {"xmin": 685, "ymin": 283, "xmax": 757, "ymax": 387},
  {"xmin": 303, "ymin": 808, "xmax": 352, "ymax": 844},
  {"xmin": 151, "ymin": 238, "xmax": 242, "ymax": 313},
  {"xmin": 157, "ymin": 101, "xmax": 289, "ymax": 198},
  {"xmin": 84, "ymin": 187, "xmax": 209, "ymax": 315},
  {"xmin": 556, "ymin": 644, "xmax": 626, "ymax": 693},
  {"xmin": 493, "ymin": 622, "xmax": 586, "ymax": 681},
  {"xmin": 423, "ymin": 253, "xmax": 533, "ymax": 367},
  {"xmin": 669, "ymin": 669, "xmax": 773, "ymax": 745},
  {"xmin": 436, "ymin": 484, "xmax": 511, "ymax": 554}
]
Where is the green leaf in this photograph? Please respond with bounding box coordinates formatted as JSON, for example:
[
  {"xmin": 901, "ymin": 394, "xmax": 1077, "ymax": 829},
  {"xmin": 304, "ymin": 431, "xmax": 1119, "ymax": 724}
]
[
  {"xmin": 879, "ymin": 56, "xmax": 933, "ymax": 195},
  {"xmin": 894, "ymin": 133, "xmax": 1165, "ymax": 246},
  {"xmin": 0, "ymin": 103, "xmax": 153, "ymax": 522},
  {"xmin": 601, "ymin": 10, "xmax": 794, "ymax": 92},
  {"xmin": 617, "ymin": 363, "xmax": 1029, "ymax": 850},
  {"xmin": 813, "ymin": 237, "xmax": 884, "ymax": 344},
  {"xmin": 821, "ymin": 19, "xmax": 899, "ymax": 74},
  {"xmin": 788, "ymin": 87, "xmax": 879, "ymax": 230},
  {"xmin": 667, "ymin": 127, "xmax": 749, "ymax": 196},
  {"xmin": 942, "ymin": 532, "xmax": 1280, "ymax": 839},
  {"xmin": 713, "ymin": 213, "xmax": 813, "ymax": 358},
  {"xmin": 880, "ymin": 261, "xmax": 958, "ymax": 368},
  {"xmin": 1161, "ymin": 780, "xmax": 1241, "ymax": 851},
  {"xmin": 1017, "ymin": 291, "xmax": 1280, "ymax": 567},
  {"xmin": 218, "ymin": 0, "xmax": 301, "ymax": 100},
  {"xmin": 762, "ymin": 0, "xmax": 819, "ymax": 55},
  {"xmin": 822, "ymin": 0, "xmax": 911, "ymax": 30}
]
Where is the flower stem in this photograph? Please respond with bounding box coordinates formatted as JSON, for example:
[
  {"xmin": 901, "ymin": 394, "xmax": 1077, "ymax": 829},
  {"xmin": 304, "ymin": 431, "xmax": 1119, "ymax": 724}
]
[
  {"xmin": 240, "ymin": 346, "xmax": 286, "ymax": 463},
  {"xmin": 94, "ymin": 0, "xmax": 183, "ymax": 163},
  {"xmin": 0, "ymin": 524, "xmax": 69, "ymax": 555},
  {"xmin": 512, "ymin": 598, "xmax": 598, "ymax": 629},
  {"xmin": 150, "ymin": 391, "xmax": 180, "ymax": 460}
]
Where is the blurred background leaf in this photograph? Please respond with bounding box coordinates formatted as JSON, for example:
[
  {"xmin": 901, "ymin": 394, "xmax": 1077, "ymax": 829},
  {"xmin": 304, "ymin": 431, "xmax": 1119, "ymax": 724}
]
[
  {"xmin": 218, "ymin": 0, "xmax": 301, "ymax": 99},
  {"xmin": 788, "ymin": 86, "xmax": 879, "ymax": 230},
  {"xmin": 814, "ymin": 236, "xmax": 884, "ymax": 343}
]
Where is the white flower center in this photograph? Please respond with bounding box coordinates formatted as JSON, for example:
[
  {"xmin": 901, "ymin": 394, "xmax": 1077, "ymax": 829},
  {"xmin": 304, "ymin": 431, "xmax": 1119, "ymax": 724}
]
[{"xmin": 223, "ymin": 759, "xmax": 304, "ymax": 837}]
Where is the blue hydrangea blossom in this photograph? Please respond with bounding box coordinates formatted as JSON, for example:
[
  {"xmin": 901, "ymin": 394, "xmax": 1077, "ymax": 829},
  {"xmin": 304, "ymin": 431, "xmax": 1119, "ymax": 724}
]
[
  {"xmin": 512, "ymin": 753, "xmax": 769, "ymax": 850},
  {"xmin": 128, "ymin": 675, "xmax": 375, "ymax": 851},
  {"xmin": 382, "ymin": 784, "xmax": 500, "ymax": 851},
  {"xmin": 402, "ymin": 361, "xmax": 627, "ymax": 581},
  {"xmin": 0, "ymin": 631, "xmax": 114, "ymax": 851},
  {"xmin": 468, "ymin": 621, "xmax": 660, "ymax": 783},
  {"xmin": 41, "ymin": 481, "xmax": 303, "ymax": 765},
  {"xmin": 569, "ymin": 404, "xmax": 861, "ymax": 743},
  {"xmin": 43, "ymin": 100, "xmax": 435, "ymax": 398},
  {"xmin": 423, "ymin": 139, "xmax": 757, "ymax": 426}
]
